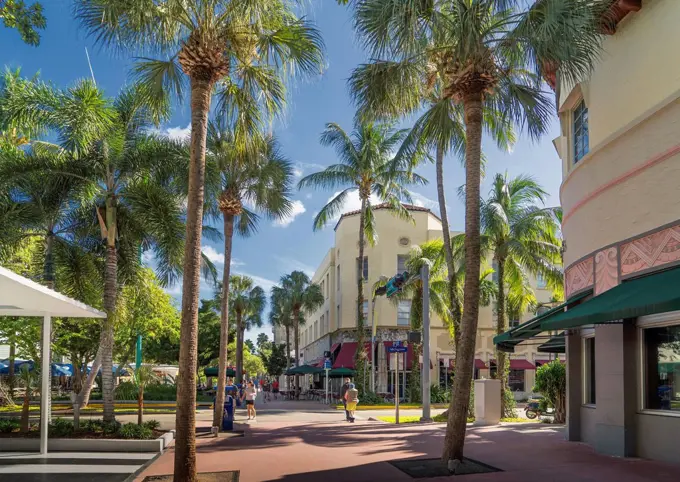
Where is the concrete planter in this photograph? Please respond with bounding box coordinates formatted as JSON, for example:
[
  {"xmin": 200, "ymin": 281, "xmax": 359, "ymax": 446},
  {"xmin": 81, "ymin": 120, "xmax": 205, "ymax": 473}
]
[{"xmin": 0, "ymin": 429, "xmax": 175, "ymax": 453}]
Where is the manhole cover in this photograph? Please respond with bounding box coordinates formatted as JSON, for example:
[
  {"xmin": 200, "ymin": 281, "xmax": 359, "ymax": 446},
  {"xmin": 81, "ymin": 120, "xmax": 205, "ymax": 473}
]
[{"xmin": 390, "ymin": 458, "xmax": 501, "ymax": 478}]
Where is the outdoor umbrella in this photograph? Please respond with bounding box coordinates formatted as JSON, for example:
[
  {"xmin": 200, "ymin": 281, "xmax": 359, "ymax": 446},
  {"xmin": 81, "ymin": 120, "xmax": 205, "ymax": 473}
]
[
  {"xmin": 287, "ymin": 365, "xmax": 323, "ymax": 375},
  {"xmin": 328, "ymin": 367, "xmax": 355, "ymax": 378},
  {"xmin": 204, "ymin": 367, "xmax": 237, "ymax": 378}
]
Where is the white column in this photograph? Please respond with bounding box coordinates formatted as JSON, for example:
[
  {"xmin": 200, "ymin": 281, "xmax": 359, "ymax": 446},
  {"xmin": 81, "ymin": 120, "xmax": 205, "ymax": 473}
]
[{"xmin": 40, "ymin": 314, "xmax": 51, "ymax": 455}]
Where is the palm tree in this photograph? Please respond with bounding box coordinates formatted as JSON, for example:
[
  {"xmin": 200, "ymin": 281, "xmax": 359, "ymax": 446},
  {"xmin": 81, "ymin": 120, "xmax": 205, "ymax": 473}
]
[
  {"xmin": 279, "ymin": 271, "xmax": 324, "ymax": 396},
  {"xmin": 0, "ymin": 75, "xmax": 196, "ymax": 421},
  {"xmin": 73, "ymin": 4, "xmax": 324, "ymax": 473},
  {"xmin": 349, "ymin": 0, "xmax": 606, "ymax": 464},
  {"xmin": 228, "ymin": 276, "xmax": 266, "ymax": 384},
  {"xmin": 481, "ymin": 172, "xmax": 562, "ymax": 417},
  {"xmin": 205, "ymin": 116, "xmax": 293, "ymax": 428},
  {"xmin": 298, "ymin": 121, "xmax": 427, "ymax": 377},
  {"xmin": 132, "ymin": 365, "xmax": 159, "ymax": 426}
]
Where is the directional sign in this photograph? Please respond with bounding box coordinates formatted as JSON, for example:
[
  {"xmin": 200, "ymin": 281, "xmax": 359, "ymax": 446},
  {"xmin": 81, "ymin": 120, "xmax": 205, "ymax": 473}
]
[
  {"xmin": 388, "ymin": 343, "xmax": 407, "ymax": 353},
  {"xmin": 324, "ymin": 358, "xmax": 332, "ymax": 369}
]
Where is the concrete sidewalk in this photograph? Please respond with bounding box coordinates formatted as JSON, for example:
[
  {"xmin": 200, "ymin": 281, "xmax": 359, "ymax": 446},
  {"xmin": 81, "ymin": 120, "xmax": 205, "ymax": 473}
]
[{"xmin": 135, "ymin": 420, "xmax": 680, "ymax": 481}]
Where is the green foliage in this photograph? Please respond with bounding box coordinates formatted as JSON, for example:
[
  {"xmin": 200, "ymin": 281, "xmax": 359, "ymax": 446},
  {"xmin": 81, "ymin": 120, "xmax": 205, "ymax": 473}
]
[
  {"xmin": 48, "ymin": 418, "xmax": 74, "ymax": 437},
  {"xmin": 117, "ymin": 422, "xmax": 154, "ymax": 440},
  {"xmin": 533, "ymin": 361, "xmax": 566, "ymax": 423},
  {"xmin": 245, "ymin": 339, "xmax": 256, "ymax": 353},
  {"xmin": 430, "ymin": 384, "xmax": 451, "ymax": 404},
  {"xmin": 0, "ymin": 418, "xmax": 20, "ymax": 433},
  {"xmin": 262, "ymin": 343, "xmax": 288, "ymax": 377},
  {"xmin": 503, "ymin": 386, "xmax": 517, "ymax": 419},
  {"xmin": 143, "ymin": 419, "xmax": 160, "ymax": 431},
  {"xmin": 114, "ymin": 382, "xmax": 180, "ymax": 402},
  {"xmin": 0, "ymin": 0, "xmax": 46, "ymax": 45},
  {"xmin": 356, "ymin": 390, "xmax": 383, "ymax": 405}
]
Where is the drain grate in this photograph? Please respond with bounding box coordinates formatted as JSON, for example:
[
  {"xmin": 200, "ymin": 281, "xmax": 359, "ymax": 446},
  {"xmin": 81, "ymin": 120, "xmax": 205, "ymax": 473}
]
[{"xmin": 390, "ymin": 457, "xmax": 501, "ymax": 478}]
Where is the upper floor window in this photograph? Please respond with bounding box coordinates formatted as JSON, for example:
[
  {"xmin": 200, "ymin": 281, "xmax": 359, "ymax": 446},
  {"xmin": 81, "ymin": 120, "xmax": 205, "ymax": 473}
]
[
  {"xmin": 362, "ymin": 300, "xmax": 368, "ymax": 319},
  {"xmin": 537, "ymin": 273, "xmax": 548, "ymax": 289},
  {"xmin": 357, "ymin": 256, "xmax": 368, "ymax": 281},
  {"xmin": 336, "ymin": 265, "xmax": 340, "ymax": 290},
  {"xmin": 326, "ymin": 273, "xmax": 330, "ymax": 298},
  {"xmin": 397, "ymin": 300, "xmax": 411, "ymax": 326},
  {"xmin": 573, "ymin": 100, "xmax": 589, "ymax": 163},
  {"xmin": 397, "ymin": 254, "xmax": 408, "ymax": 274}
]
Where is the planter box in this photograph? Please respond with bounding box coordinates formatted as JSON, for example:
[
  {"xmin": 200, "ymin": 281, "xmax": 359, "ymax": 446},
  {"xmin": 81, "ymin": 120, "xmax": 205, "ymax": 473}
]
[{"xmin": 0, "ymin": 430, "xmax": 174, "ymax": 453}]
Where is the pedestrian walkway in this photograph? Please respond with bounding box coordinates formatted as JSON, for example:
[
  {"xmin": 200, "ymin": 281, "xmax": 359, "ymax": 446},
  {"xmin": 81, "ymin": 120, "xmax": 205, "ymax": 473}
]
[
  {"xmin": 0, "ymin": 451, "xmax": 155, "ymax": 482},
  {"xmin": 135, "ymin": 420, "xmax": 680, "ymax": 481}
]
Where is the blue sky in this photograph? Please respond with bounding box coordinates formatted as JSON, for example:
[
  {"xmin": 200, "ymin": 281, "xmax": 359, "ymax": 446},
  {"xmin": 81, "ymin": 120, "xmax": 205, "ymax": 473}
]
[{"xmin": 0, "ymin": 1, "xmax": 563, "ymax": 343}]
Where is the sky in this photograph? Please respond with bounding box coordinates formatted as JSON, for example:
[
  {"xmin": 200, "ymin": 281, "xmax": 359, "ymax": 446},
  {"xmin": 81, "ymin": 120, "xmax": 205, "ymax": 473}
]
[{"xmin": 0, "ymin": 1, "xmax": 563, "ymax": 344}]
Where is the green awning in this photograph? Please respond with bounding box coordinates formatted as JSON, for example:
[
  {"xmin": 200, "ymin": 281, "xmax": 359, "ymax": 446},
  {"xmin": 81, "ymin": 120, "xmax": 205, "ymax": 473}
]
[
  {"xmin": 286, "ymin": 365, "xmax": 323, "ymax": 375},
  {"xmin": 537, "ymin": 332, "xmax": 566, "ymax": 354},
  {"xmin": 204, "ymin": 367, "xmax": 236, "ymax": 377},
  {"xmin": 494, "ymin": 290, "xmax": 591, "ymax": 353},
  {"xmin": 542, "ymin": 267, "xmax": 680, "ymax": 331}
]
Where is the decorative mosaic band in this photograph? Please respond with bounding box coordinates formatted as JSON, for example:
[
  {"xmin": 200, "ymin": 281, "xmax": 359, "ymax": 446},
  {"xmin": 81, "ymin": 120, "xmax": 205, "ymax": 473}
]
[{"xmin": 565, "ymin": 220, "xmax": 680, "ymax": 298}]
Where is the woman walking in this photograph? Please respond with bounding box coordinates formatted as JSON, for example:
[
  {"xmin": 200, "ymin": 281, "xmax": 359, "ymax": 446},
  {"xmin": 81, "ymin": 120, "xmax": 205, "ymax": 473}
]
[{"xmin": 243, "ymin": 381, "xmax": 258, "ymax": 420}]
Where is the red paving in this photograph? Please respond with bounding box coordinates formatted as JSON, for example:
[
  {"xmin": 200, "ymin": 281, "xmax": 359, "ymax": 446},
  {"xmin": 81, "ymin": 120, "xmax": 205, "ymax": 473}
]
[{"xmin": 137, "ymin": 419, "xmax": 680, "ymax": 482}]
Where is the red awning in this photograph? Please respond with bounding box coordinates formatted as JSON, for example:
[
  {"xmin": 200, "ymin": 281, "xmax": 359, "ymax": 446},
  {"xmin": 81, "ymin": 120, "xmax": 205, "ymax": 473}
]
[
  {"xmin": 333, "ymin": 342, "xmax": 356, "ymax": 369},
  {"xmin": 510, "ymin": 359, "xmax": 536, "ymax": 370},
  {"xmin": 475, "ymin": 359, "xmax": 487, "ymax": 369},
  {"xmin": 330, "ymin": 343, "xmax": 340, "ymax": 354}
]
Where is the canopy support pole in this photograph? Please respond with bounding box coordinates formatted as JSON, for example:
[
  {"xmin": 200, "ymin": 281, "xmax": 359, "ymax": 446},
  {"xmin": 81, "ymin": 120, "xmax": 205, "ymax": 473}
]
[{"xmin": 40, "ymin": 314, "xmax": 51, "ymax": 455}]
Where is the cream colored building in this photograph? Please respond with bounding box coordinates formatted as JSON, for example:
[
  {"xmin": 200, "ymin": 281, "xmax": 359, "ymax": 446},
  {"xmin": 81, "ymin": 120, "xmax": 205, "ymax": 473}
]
[
  {"xmin": 502, "ymin": 0, "xmax": 680, "ymax": 465},
  {"xmin": 296, "ymin": 204, "xmax": 556, "ymax": 399}
]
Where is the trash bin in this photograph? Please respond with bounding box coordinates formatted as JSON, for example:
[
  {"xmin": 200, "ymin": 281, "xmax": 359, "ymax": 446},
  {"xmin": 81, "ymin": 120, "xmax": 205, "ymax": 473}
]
[{"xmin": 222, "ymin": 398, "xmax": 234, "ymax": 431}]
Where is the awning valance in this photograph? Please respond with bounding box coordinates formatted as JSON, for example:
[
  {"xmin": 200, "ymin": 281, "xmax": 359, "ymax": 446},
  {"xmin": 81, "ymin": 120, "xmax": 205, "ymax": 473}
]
[
  {"xmin": 537, "ymin": 333, "xmax": 566, "ymax": 354},
  {"xmin": 542, "ymin": 267, "xmax": 680, "ymax": 331},
  {"xmin": 494, "ymin": 291, "xmax": 591, "ymax": 352}
]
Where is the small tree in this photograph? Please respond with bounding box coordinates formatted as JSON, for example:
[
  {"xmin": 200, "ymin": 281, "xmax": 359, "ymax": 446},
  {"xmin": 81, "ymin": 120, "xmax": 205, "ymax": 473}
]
[
  {"xmin": 262, "ymin": 343, "xmax": 288, "ymax": 379},
  {"xmin": 533, "ymin": 360, "xmax": 566, "ymax": 424},
  {"xmin": 132, "ymin": 365, "xmax": 159, "ymax": 426},
  {"xmin": 17, "ymin": 364, "xmax": 38, "ymax": 433}
]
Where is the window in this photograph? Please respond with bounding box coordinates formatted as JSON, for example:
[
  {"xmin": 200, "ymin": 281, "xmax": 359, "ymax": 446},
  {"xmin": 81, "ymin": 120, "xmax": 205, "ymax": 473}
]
[
  {"xmin": 643, "ymin": 324, "xmax": 680, "ymax": 412},
  {"xmin": 362, "ymin": 300, "xmax": 368, "ymax": 320},
  {"xmin": 315, "ymin": 319, "xmax": 320, "ymax": 340},
  {"xmin": 397, "ymin": 255, "xmax": 408, "ymax": 273},
  {"xmin": 337, "ymin": 304, "xmax": 341, "ymax": 328},
  {"xmin": 326, "ymin": 310, "xmax": 329, "ymax": 334},
  {"xmin": 509, "ymin": 369, "xmax": 525, "ymax": 392},
  {"xmin": 326, "ymin": 273, "xmax": 330, "ymax": 297},
  {"xmin": 537, "ymin": 273, "xmax": 547, "ymax": 289},
  {"xmin": 320, "ymin": 280, "xmax": 325, "ymax": 298},
  {"xmin": 397, "ymin": 300, "xmax": 411, "ymax": 326},
  {"xmin": 573, "ymin": 100, "xmax": 589, "ymax": 163},
  {"xmin": 356, "ymin": 256, "xmax": 368, "ymax": 280},
  {"xmin": 336, "ymin": 266, "xmax": 340, "ymax": 290},
  {"xmin": 584, "ymin": 336, "xmax": 596, "ymax": 404}
]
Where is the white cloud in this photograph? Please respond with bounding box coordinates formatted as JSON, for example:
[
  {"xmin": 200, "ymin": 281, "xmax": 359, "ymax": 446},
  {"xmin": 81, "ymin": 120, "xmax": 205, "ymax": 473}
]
[
  {"xmin": 409, "ymin": 191, "xmax": 439, "ymax": 211},
  {"xmin": 201, "ymin": 245, "xmax": 225, "ymax": 265},
  {"xmin": 165, "ymin": 124, "xmax": 191, "ymax": 141},
  {"xmin": 273, "ymin": 200, "xmax": 306, "ymax": 227},
  {"xmin": 305, "ymin": 193, "xmax": 313, "ymax": 199},
  {"xmin": 324, "ymin": 190, "xmax": 381, "ymax": 224},
  {"xmin": 293, "ymin": 167, "xmax": 304, "ymax": 178},
  {"xmin": 273, "ymin": 255, "xmax": 315, "ymax": 278},
  {"xmin": 230, "ymin": 258, "xmax": 246, "ymax": 268}
]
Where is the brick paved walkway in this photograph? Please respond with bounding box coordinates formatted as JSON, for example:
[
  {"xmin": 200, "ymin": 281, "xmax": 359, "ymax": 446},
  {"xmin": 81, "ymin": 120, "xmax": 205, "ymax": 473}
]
[{"xmin": 136, "ymin": 418, "xmax": 680, "ymax": 482}]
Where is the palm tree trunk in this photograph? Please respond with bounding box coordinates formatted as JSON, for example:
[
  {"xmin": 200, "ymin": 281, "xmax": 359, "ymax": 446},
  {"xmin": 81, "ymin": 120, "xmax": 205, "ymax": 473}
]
[
  {"xmin": 285, "ymin": 325, "xmax": 291, "ymax": 391},
  {"xmin": 443, "ymin": 92, "xmax": 484, "ymax": 466},
  {"xmin": 77, "ymin": 349, "xmax": 101, "ymax": 408},
  {"xmin": 294, "ymin": 310, "xmax": 300, "ymax": 398},
  {"xmin": 138, "ymin": 387, "xmax": 144, "ymax": 426},
  {"xmin": 174, "ymin": 76, "xmax": 212, "ymax": 482},
  {"xmin": 213, "ymin": 213, "xmax": 234, "ymax": 428},
  {"xmin": 495, "ymin": 257, "xmax": 509, "ymax": 417},
  {"xmin": 101, "ymin": 242, "xmax": 117, "ymax": 422},
  {"xmin": 355, "ymin": 198, "xmax": 367, "ymax": 388},
  {"xmin": 21, "ymin": 392, "xmax": 30, "ymax": 433},
  {"xmin": 8, "ymin": 343, "xmax": 15, "ymax": 391},
  {"xmin": 435, "ymin": 143, "xmax": 459, "ymax": 349},
  {"xmin": 236, "ymin": 313, "xmax": 244, "ymax": 384}
]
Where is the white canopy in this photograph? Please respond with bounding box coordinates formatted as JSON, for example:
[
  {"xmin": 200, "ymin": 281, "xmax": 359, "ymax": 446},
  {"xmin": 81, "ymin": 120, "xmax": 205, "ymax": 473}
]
[
  {"xmin": 0, "ymin": 265, "xmax": 106, "ymax": 454},
  {"xmin": 0, "ymin": 266, "xmax": 106, "ymax": 318}
]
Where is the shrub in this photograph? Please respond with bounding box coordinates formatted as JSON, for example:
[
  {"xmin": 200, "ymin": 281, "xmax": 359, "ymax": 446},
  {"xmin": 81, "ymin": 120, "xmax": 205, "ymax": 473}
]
[
  {"xmin": 0, "ymin": 418, "xmax": 20, "ymax": 433},
  {"xmin": 81, "ymin": 419, "xmax": 104, "ymax": 433},
  {"xmin": 429, "ymin": 384, "xmax": 450, "ymax": 404},
  {"xmin": 102, "ymin": 420, "xmax": 121, "ymax": 435},
  {"xmin": 357, "ymin": 391, "xmax": 383, "ymax": 405},
  {"xmin": 143, "ymin": 419, "xmax": 160, "ymax": 431},
  {"xmin": 114, "ymin": 381, "xmax": 138, "ymax": 401},
  {"xmin": 533, "ymin": 360, "xmax": 566, "ymax": 423},
  {"xmin": 49, "ymin": 418, "xmax": 74, "ymax": 437},
  {"xmin": 118, "ymin": 422, "xmax": 154, "ymax": 440}
]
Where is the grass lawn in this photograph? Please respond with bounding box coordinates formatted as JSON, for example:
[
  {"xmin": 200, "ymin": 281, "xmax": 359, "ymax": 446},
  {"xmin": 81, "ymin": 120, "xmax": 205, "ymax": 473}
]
[{"xmin": 0, "ymin": 405, "xmax": 40, "ymax": 413}]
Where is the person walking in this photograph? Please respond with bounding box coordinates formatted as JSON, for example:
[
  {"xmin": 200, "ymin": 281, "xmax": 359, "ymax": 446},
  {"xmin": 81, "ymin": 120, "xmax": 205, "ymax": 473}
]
[
  {"xmin": 242, "ymin": 381, "xmax": 258, "ymax": 420},
  {"xmin": 344, "ymin": 383, "xmax": 359, "ymax": 423},
  {"xmin": 272, "ymin": 379, "xmax": 279, "ymax": 400},
  {"xmin": 340, "ymin": 377, "xmax": 351, "ymax": 421}
]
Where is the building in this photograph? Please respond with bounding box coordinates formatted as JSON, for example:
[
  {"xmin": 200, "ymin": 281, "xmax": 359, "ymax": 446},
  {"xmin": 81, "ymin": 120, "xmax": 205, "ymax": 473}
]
[
  {"xmin": 295, "ymin": 204, "xmax": 556, "ymax": 399},
  {"xmin": 495, "ymin": 0, "xmax": 680, "ymax": 465}
]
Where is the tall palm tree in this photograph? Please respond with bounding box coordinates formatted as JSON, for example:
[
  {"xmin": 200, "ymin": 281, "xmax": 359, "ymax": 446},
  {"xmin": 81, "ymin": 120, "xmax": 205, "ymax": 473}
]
[
  {"xmin": 205, "ymin": 116, "xmax": 293, "ymax": 427},
  {"xmin": 298, "ymin": 121, "xmax": 427, "ymax": 376},
  {"xmin": 228, "ymin": 276, "xmax": 266, "ymax": 384},
  {"xmin": 349, "ymin": 0, "xmax": 606, "ymax": 464},
  {"xmin": 269, "ymin": 285, "xmax": 293, "ymax": 376},
  {"xmin": 279, "ymin": 271, "xmax": 324, "ymax": 396},
  {"xmin": 481, "ymin": 172, "xmax": 562, "ymax": 417},
  {"xmin": 73, "ymin": 4, "xmax": 324, "ymax": 474},
  {"xmin": 0, "ymin": 75, "xmax": 197, "ymax": 421}
]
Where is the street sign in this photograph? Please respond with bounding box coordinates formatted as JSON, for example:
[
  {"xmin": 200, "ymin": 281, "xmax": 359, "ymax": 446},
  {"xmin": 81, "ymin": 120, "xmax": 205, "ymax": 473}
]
[
  {"xmin": 388, "ymin": 341, "xmax": 407, "ymax": 354},
  {"xmin": 323, "ymin": 358, "xmax": 332, "ymax": 369}
]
